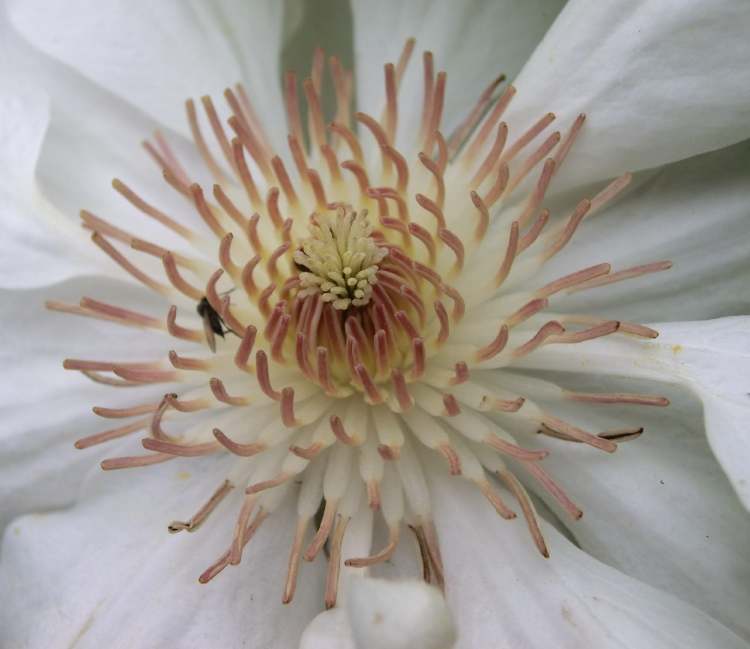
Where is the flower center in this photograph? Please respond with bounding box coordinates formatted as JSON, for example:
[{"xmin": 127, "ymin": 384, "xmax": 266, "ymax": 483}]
[
  {"xmin": 49, "ymin": 38, "xmax": 674, "ymax": 611},
  {"xmin": 295, "ymin": 208, "xmax": 386, "ymax": 309}
]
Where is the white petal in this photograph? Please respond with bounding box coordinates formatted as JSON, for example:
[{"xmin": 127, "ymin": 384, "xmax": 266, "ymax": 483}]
[
  {"xmin": 0, "ymin": 278, "xmax": 176, "ymax": 529},
  {"xmin": 0, "ymin": 452, "xmax": 325, "ymax": 649},
  {"xmin": 0, "ymin": 43, "xmax": 99, "ymax": 287},
  {"xmin": 425, "ymin": 458, "xmax": 750, "ymax": 649},
  {"xmin": 351, "ymin": 0, "xmax": 565, "ymax": 151},
  {"xmin": 8, "ymin": 0, "xmax": 286, "ymax": 144},
  {"xmin": 300, "ymin": 609, "xmax": 356, "ymax": 649},
  {"xmin": 521, "ymin": 376, "xmax": 750, "ymax": 639},
  {"xmin": 0, "ymin": 18, "xmax": 177, "ymax": 287},
  {"xmin": 507, "ymin": 0, "xmax": 750, "ymax": 190},
  {"xmin": 347, "ymin": 577, "xmax": 455, "ymax": 649},
  {"xmin": 300, "ymin": 578, "xmax": 455, "ymax": 649},
  {"xmin": 546, "ymin": 140, "xmax": 750, "ymax": 323},
  {"xmin": 520, "ymin": 317, "xmax": 750, "ymax": 509}
]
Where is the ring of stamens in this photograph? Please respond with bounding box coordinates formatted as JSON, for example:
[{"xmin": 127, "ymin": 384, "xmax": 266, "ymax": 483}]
[{"xmin": 50, "ymin": 38, "xmax": 674, "ymax": 609}]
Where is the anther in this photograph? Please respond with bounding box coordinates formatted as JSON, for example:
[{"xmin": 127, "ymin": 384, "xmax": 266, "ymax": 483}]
[
  {"xmin": 168, "ymin": 480, "xmax": 234, "ymax": 534},
  {"xmin": 304, "ymin": 499, "xmax": 337, "ymax": 561},
  {"xmin": 141, "ymin": 437, "xmax": 220, "ymax": 457},
  {"xmin": 475, "ymin": 325, "xmax": 508, "ymax": 362},
  {"xmin": 212, "ymin": 428, "xmax": 265, "ymax": 457},
  {"xmin": 498, "ymin": 470, "xmax": 549, "ymax": 557},
  {"xmin": 391, "ymin": 369, "xmax": 414, "ymax": 412},
  {"xmin": 210, "ymin": 377, "xmax": 250, "ymax": 406},
  {"xmin": 190, "ymin": 183, "xmax": 226, "ymax": 238},
  {"xmin": 523, "ymin": 461, "xmax": 582, "ymax": 520},
  {"xmin": 470, "ymin": 122, "xmax": 508, "ymax": 188},
  {"xmin": 280, "ymin": 387, "xmax": 298, "ymax": 427},
  {"xmin": 255, "ymin": 350, "xmax": 281, "ymax": 400}
]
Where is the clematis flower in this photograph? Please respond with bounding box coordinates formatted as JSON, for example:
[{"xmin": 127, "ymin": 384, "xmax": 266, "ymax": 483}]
[{"xmin": 1, "ymin": 1, "xmax": 750, "ymax": 648}]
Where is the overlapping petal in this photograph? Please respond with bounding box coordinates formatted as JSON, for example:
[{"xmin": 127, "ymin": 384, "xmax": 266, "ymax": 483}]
[
  {"xmin": 0, "ymin": 46, "xmax": 98, "ymax": 288},
  {"xmin": 543, "ymin": 139, "xmax": 750, "ymax": 323},
  {"xmin": 0, "ymin": 277, "xmax": 179, "ymax": 530},
  {"xmin": 351, "ymin": 0, "xmax": 566, "ymax": 151},
  {"xmin": 507, "ymin": 0, "xmax": 750, "ymax": 191},
  {"xmin": 427, "ymin": 460, "xmax": 750, "ymax": 649},
  {"xmin": 0, "ymin": 2, "xmax": 748, "ymax": 649},
  {"xmin": 519, "ymin": 317, "xmax": 750, "ymax": 509},
  {"xmin": 519, "ymin": 376, "xmax": 750, "ymax": 639},
  {"xmin": 8, "ymin": 0, "xmax": 286, "ymax": 147},
  {"xmin": 0, "ymin": 451, "xmax": 325, "ymax": 649}
]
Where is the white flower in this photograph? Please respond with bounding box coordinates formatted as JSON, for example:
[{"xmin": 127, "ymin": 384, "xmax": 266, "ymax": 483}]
[{"xmin": 1, "ymin": 1, "xmax": 750, "ymax": 649}]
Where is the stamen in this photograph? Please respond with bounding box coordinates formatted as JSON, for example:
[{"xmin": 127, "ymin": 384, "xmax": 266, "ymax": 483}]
[
  {"xmin": 345, "ymin": 526, "xmax": 399, "ymax": 567},
  {"xmin": 551, "ymin": 320, "xmax": 619, "ymax": 344},
  {"xmin": 422, "ymin": 72, "xmax": 446, "ymax": 155},
  {"xmin": 417, "ymin": 156, "xmax": 445, "ymax": 212},
  {"xmin": 448, "ymin": 74, "xmax": 506, "ymax": 155},
  {"xmin": 470, "ymin": 122, "xmax": 508, "ymax": 188},
  {"xmin": 283, "ymin": 518, "xmax": 309, "ymax": 604},
  {"xmin": 542, "ymin": 199, "xmax": 591, "ymax": 260},
  {"xmin": 74, "ymin": 418, "xmax": 147, "ymax": 450},
  {"xmin": 523, "ymin": 461, "xmax": 582, "ymax": 520},
  {"xmin": 212, "ymin": 428, "xmax": 265, "ymax": 457},
  {"xmin": 112, "ymin": 179, "xmax": 195, "ymax": 240},
  {"xmin": 541, "ymin": 416, "xmax": 617, "ymax": 453},
  {"xmin": 495, "ymin": 222, "xmax": 519, "ymax": 287},
  {"xmin": 186, "ymin": 98, "xmax": 225, "ymax": 183},
  {"xmin": 470, "ymin": 191, "xmax": 490, "ymax": 241},
  {"xmin": 553, "ymin": 113, "xmax": 586, "ymax": 170},
  {"xmin": 506, "ymin": 131, "xmax": 560, "ymax": 195},
  {"xmin": 383, "ymin": 63, "xmax": 398, "ymax": 144},
  {"xmin": 485, "ymin": 434, "xmax": 548, "ymax": 461},
  {"xmin": 566, "ymin": 392, "xmax": 669, "ymax": 407},
  {"xmin": 475, "ymin": 325, "xmax": 509, "ymax": 362},
  {"xmin": 589, "ymin": 173, "xmax": 632, "ymax": 215},
  {"xmin": 324, "ymin": 515, "xmax": 349, "ymax": 609},
  {"xmin": 210, "ymin": 377, "xmax": 250, "ymax": 406},
  {"xmin": 463, "ymin": 84, "xmax": 516, "ymax": 165},
  {"xmin": 101, "ymin": 453, "xmax": 174, "ymax": 471},
  {"xmin": 419, "ymin": 52, "xmax": 435, "ymax": 145},
  {"xmin": 91, "ymin": 233, "xmax": 168, "ymax": 294},
  {"xmin": 162, "ymin": 252, "xmax": 202, "ymax": 300},
  {"xmin": 285, "ymin": 71, "xmax": 305, "ymax": 146},
  {"xmin": 329, "ymin": 122, "xmax": 363, "ymax": 163},
  {"xmin": 501, "ymin": 112, "xmax": 556, "ymax": 164},
  {"xmin": 168, "ymin": 480, "xmax": 234, "ymax": 533},
  {"xmin": 483, "ymin": 163, "xmax": 509, "ymax": 207},
  {"xmin": 479, "ymin": 480, "xmax": 516, "ymax": 519},
  {"xmin": 232, "ymin": 138, "xmax": 262, "ymax": 207},
  {"xmin": 301, "ymin": 78, "xmax": 327, "ymax": 149},
  {"xmin": 191, "ymin": 183, "xmax": 226, "ymax": 238},
  {"xmin": 498, "ymin": 469, "xmax": 548, "ymax": 557},
  {"xmin": 92, "ymin": 402, "xmax": 158, "ymax": 419},
  {"xmin": 142, "ymin": 438, "xmax": 219, "ymax": 457},
  {"xmin": 518, "ymin": 209, "xmax": 550, "ymax": 253},
  {"xmin": 304, "ymin": 499, "xmax": 337, "ymax": 561},
  {"xmin": 512, "ymin": 321, "xmax": 566, "ymax": 357},
  {"xmin": 536, "ymin": 263, "xmax": 611, "ymax": 298},
  {"xmin": 517, "ymin": 159, "xmax": 555, "ymax": 229},
  {"xmin": 567, "ymin": 261, "xmax": 673, "ymax": 294},
  {"xmin": 438, "ymin": 444, "xmax": 462, "ymax": 475}
]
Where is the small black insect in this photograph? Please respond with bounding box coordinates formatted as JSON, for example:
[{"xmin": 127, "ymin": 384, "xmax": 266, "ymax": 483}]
[{"xmin": 197, "ymin": 296, "xmax": 234, "ymax": 353}]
